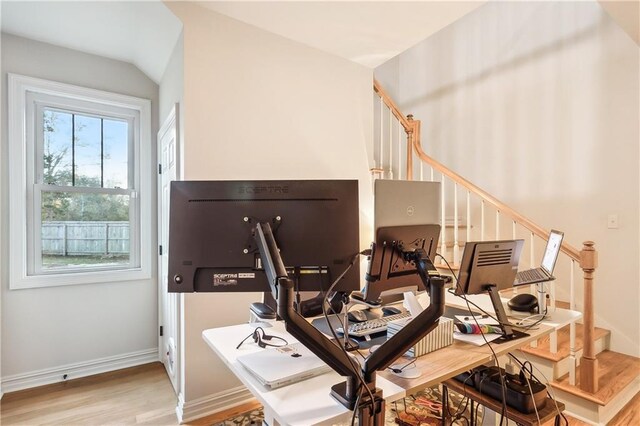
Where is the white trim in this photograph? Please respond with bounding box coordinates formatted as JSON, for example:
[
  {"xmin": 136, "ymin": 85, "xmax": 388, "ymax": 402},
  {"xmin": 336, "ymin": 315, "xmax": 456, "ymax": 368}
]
[
  {"xmin": 157, "ymin": 103, "xmax": 181, "ymax": 394},
  {"xmin": 175, "ymin": 386, "xmax": 254, "ymax": 424},
  {"xmin": 0, "ymin": 348, "xmax": 159, "ymax": 394},
  {"xmin": 8, "ymin": 73, "xmax": 152, "ymax": 289}
]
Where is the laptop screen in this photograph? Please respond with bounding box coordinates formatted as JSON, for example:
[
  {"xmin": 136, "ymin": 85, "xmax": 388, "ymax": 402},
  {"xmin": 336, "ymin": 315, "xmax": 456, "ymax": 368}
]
[{"xmin": 541, "ymin": 230, "xmax": 564, "ymax": 273}]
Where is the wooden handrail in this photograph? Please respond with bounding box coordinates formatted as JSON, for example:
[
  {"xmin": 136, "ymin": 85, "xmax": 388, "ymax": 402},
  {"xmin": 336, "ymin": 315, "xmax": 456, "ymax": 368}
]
[
  {"xmin": 373, "ymin": 79, "xmax": 412, "ymax": 131},
  {"xmin": 410, "ymin": 131, "xmax": 580, "ymax": 260}
]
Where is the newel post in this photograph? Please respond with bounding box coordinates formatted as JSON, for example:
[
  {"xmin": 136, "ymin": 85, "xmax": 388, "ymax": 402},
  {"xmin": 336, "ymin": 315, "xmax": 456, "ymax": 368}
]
[
  {"xmin": 406, "ymin": 115, "xmax": 414, "ymax": 180},
  {"xmin": 579, "ymin": 241, "xmax": 598, "ymax": 393}
]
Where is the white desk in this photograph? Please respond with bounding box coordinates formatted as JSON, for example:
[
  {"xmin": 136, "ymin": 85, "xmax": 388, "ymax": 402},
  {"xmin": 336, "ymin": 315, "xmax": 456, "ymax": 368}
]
[
  {"xmin": 203, "ymin": 315, "xmax": 556, "ymax": 426},
  {"xmin": 444, "ymin": 291, "xmax": 582, "ymax": 329},
  {"xmin": 202, "ymin": 322, "xmax": 405, "ymax": 426}
]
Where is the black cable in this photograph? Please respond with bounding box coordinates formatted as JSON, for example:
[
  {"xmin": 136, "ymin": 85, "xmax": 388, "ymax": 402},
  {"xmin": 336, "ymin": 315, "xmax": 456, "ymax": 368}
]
[
  {"xmin": 508, "ymin": 353, "xmax": 569, "ymax": 426},
  {"xmin": 436, "ymin": 253, "xmax": 508, "ymax": 426},
  {"xmin": 321, "ymin": 251, "xmax": 377, "ymax": 416}
]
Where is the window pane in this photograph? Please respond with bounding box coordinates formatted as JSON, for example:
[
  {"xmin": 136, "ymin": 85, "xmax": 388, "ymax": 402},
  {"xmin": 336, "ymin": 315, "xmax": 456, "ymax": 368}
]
[
  {"xmin": 43, "ymin": 109, "xmax": 73, "ymax": 186},
  {"xmin": 41, "ymin": 191, "xmax": 130, "ymax": 270},
  {"xmin": 74, "ymin": 114, "xmax": 102, "ymax": 187},
  {"xmin": 103, "ymin": 119, "xmax": 129, "ymax": 189}
]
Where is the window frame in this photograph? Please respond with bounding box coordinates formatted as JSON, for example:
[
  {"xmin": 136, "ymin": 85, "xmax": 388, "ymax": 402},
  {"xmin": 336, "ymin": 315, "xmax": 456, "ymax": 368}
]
[{"xmin": 9, "ymin": 74, "xmax": 152, "ymax": 289}]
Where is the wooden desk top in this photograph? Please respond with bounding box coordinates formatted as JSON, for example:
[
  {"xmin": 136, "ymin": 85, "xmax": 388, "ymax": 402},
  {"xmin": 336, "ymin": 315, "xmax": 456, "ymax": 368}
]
[{"xmin": 376, "ymin": 324, "xmax": 553, "ymax": 395}]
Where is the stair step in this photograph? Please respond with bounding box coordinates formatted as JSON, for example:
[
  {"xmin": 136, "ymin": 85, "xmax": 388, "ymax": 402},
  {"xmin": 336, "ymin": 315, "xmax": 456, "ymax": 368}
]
[
  {"xmin": 520, "ymin": 324, "xmax": 610, "ymax": 362},
  {"xmin": 608, "ymin": 391, "xmax": 640, "ymax": 425},
  {"xmin": 550, "ymin": 350, "xmax": 640, "ymax": 406}
]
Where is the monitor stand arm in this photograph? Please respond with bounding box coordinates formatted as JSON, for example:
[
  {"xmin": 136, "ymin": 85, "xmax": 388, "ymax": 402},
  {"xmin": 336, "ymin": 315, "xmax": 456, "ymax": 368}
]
[
  {"xmin": 484, "ymin": 284, "xmax": 528, "ymax": 342},
  {"xmin": 254, "ymin": 224, "xmax": 445, "ymax": 426}
]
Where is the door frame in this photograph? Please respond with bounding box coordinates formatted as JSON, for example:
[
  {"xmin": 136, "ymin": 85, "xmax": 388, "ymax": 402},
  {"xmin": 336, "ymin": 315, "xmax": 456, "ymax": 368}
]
[{"xmin": 157, "ymin": 103, "xmax": 181, "ymax": 392}]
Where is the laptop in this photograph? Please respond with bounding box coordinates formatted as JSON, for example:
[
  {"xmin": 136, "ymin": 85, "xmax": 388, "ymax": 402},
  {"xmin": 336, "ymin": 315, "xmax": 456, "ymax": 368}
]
[
  {"xmin": 514, "ymin": 230, "xmax": 564, "ymax": 285},
  {"xmin": 236, "ymin": 343, "xmax": 331, "ymax": 389},
  {"xmin": 374, "ymin": 180, "xmax": 441, "ymax": 229}
]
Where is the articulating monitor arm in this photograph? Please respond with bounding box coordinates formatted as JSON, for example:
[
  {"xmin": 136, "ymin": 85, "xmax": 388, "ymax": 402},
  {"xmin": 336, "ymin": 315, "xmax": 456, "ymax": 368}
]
[
  {"xmin": 253, "ymin": 223, "xmax": 360, "ymax": 381},
  {"xmin": 253, "ymin": 223, "xmax": 445, "ymax": 424},
  {"xmin": 363, "ymin": 249, "xmax": 446, "ymax": 383}
]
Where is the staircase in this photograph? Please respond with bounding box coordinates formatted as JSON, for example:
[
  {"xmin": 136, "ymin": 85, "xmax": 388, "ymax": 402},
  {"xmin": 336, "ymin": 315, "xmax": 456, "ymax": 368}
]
[{"xmin": 372, "ymin": 79, "xmax": 640, "ymax": 425}]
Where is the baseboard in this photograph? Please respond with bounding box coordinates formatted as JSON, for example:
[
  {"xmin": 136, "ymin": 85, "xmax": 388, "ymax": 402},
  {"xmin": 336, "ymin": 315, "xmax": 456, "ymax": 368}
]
[
  {"xmin": 0, "ymin": 348, "xmax": 159, "ymax": 393},
  {"xmin": 176, "ymin": 386, "xmax": 254, "ymax": 424}
]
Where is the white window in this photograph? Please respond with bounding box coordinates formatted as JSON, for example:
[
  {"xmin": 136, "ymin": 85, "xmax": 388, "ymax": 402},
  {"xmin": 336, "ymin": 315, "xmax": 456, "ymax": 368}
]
[{"xmin": 9, "ymin": 74, "xmax": 152, "ymax": 289}]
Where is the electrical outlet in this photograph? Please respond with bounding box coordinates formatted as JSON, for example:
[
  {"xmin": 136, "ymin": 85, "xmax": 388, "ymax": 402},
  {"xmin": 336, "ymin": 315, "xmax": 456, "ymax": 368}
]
[{"xmin": 607, "ymin": 214, "xmax": 619, "ymax": 229}]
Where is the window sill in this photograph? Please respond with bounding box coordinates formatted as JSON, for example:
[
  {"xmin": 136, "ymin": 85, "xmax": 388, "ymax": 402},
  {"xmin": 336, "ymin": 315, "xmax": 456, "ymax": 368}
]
[{"xmin": 9, "ymin": 267, "xmax": 152, "ymax": 290}]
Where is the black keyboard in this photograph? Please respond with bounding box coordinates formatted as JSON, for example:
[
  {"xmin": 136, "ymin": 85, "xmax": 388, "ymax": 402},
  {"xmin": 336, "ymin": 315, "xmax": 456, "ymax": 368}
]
[{"xmin": 515, "ymin": 268, "xmax": 547, "ymax": 284}]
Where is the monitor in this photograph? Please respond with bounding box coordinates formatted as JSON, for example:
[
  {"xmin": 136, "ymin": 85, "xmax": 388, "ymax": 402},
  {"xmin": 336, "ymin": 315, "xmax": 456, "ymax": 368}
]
[
  {"xmin": 455, "ymin": 240, "xmax": 524, "ymax": 296},
  {"xmin": 455, "ymin": 239, "xmax": 526, "ymax": 341},
  {"xmin": 167, "ymin": 180, "xmax": 361, "ymax": 294},
  {"xmin": 362, "ymin": 180, "xmax": 441, "ymax": 303}
]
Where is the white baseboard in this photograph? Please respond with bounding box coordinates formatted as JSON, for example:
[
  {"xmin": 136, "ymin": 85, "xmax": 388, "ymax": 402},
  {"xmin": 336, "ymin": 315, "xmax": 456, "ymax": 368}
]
[
  {"xmin": 176, "ymin": 386, "xmax": 254, "ymax": 424},
  {"xmin": 0, "ymin": 348, "xmax": 159, "ymax": 393}
]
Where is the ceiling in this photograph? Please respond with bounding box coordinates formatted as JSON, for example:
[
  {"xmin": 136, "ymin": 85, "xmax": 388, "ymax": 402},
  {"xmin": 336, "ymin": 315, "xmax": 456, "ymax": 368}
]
[
  {"xmin": 0, "ymin": 1, "xmax": 485, "ymax": 82},
  {"xmin": 0, "ymin": 1, "xmax": 183, "ymax": 83},
  {"xmin": 198, "ymin": 1, "xmax": 484, "ymax": 68}
]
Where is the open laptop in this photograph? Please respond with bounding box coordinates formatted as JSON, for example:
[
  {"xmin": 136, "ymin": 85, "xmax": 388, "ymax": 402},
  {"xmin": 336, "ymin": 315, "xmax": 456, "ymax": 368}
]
[
  {"xmin": 236, "ymin": 343, "xmax": 331, "ymax": 389},
  {"xmin": 514, "ymin": 230, "xmax": 564, "ymax": 285},
  {"xmin": 374, "ymin": 180, "xmax": 440, "ymax": 229}
]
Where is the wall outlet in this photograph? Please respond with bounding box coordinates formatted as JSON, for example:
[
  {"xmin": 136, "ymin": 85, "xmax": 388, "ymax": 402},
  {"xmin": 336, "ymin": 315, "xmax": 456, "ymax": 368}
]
[{"xmin": 607, "ymin": 214, "xmax": 619, "ymax": 229}]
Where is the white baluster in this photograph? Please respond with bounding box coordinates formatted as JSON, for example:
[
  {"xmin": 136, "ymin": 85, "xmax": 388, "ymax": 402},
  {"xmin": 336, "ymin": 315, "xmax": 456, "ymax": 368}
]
[
  {"xmin": 379, "ymin": 97, "xmax": 384, "ymax": 171},
  {"xmin": 440, "ymin": 176, "xmax": 446, "ymax": 263},
  {"xmin": 530, "ymin": 232, "xmax": 535, "ymax": 268},
  {"xmin": 398, "ymin": 124, "xmax": 402, "ymax": 180},
  {"xmin": 495, "ymin": 211, "xmax": 500, "ymax": 239},
  {"xmin": 420, "ymin": 162, "xmax": 424, "ymax": 181},
  {"xmin": 466, "ymin": 191, "xmax": 471, "ymax": 245},
  {"xmin": 388, "ymin": 110, "xmax": 393, "ymax": 179},
  {"xmin": 430, "ymin": 166, "xmax": 434, "ymax": 181},
  {"xmin": 453, "ymin": 183, "xmax": 459, "ymax": 265},
  {"xmin": 481, "ymin": 200, "xmax": 485, "ymax": 240},
  {"xmin": 569, "ymin": 259, "xmax": 577, "ymax": 385},
  {"xmin": 512, "ymin": 221, "xmax": 516, "ymax": 239}
]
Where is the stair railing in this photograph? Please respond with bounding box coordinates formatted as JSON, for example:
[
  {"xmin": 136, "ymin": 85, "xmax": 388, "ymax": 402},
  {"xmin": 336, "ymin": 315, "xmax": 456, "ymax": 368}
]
[{"xmin": 373, "ymin": 79, "xmax": 598, "ymax": 392}]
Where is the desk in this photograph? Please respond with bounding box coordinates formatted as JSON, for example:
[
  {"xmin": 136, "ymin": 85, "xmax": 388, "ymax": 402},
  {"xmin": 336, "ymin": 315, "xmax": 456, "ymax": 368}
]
[
  {"xmin": 203, "ymin": 322, "xmax": 405, "ymax": 425},
  {"xmin": 203, "ymin": 319, "xmax": 556, "ymax": 425},
  {"xmin": 444, "ymin": 291, "xmax": 582, "ymax": 329}
]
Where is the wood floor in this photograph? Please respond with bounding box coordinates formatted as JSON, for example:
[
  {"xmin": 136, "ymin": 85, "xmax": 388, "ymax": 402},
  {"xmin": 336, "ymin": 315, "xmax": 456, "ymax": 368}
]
[{"xmin": 1, "ymin": 362, "xmax": 637, "ymax": 425}]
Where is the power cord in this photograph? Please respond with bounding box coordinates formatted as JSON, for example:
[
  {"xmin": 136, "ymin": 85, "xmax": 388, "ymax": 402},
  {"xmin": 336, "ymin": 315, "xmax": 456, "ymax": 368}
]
[{"xmin": 509, "ymin": 353, "xmax": 569, "ymax": 425}]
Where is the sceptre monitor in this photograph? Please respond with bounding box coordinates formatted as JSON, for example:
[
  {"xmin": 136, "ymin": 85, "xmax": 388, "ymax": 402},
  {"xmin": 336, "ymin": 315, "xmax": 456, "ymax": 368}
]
[{"xmin": 167, "ymin": 180, "xmax": 360, "ymax": 294}]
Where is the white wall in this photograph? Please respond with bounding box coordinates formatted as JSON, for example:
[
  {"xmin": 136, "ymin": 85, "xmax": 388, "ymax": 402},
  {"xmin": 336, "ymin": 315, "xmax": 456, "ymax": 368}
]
[
  {"xmin": 0, "ymin": 34, "xmax": 160, "ymax": 389},
  {"xmin": 166, "ymin": 2, "xmax": 373, "ymax": 405},
  {"xmin": 376, "ymin": 1, "xmax": 639, "ymax": 356}
]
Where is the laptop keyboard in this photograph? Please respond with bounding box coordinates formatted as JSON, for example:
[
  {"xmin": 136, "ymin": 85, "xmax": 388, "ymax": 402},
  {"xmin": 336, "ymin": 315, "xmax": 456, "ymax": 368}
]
[{"xmin": 515, "ymin": 268, "xmax": 546, "ymax": 284}]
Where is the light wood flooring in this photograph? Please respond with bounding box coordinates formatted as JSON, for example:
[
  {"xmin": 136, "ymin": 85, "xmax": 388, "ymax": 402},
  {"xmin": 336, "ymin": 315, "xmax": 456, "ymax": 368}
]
[
  {"xmin": 1, "ymin": 362, "xmax": 637, "ymax": 425},
  {"xmin": 0, "ymin": 362, "xmax": 262, "ymax": 426}
]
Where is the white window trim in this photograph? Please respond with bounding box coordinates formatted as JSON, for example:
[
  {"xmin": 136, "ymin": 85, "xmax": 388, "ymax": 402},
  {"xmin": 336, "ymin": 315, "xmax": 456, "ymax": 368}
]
[{"xmin": 8, "ymin": 74, "xmax": 152, "ymax": 289}]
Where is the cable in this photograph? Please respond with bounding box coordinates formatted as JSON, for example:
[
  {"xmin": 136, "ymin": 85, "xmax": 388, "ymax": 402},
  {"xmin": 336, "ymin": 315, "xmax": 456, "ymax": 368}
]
[
  {"xmin": 509, "ymin": 353, "xmax": 569, "ymax": 425},
  {"xmin": 321, "ymin": 251, "xmax": 377, "ymax": 417},
  {"xmin": 436, "ymin": 253, "xmax": 508, "ymax": 426}
]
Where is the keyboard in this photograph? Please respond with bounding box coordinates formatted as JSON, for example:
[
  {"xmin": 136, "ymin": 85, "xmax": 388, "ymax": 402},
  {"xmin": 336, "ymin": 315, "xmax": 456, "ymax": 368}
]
[
  {"xmin": 515, "ymin": 268, "xmax": 547, "ymax": 285},
  {"xmin": 337, "ymin": 312, "xmax": 412, "ymax": 337}
]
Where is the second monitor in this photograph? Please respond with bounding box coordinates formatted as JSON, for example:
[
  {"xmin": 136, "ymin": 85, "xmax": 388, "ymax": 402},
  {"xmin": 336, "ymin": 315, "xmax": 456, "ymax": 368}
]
[{"xmin": 363, "ymin": 180, "xmax": 441, "ymax": 302}]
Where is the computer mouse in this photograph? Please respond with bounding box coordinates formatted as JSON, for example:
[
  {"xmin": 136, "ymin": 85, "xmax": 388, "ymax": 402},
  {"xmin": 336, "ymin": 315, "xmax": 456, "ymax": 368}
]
[
  {"xmin": 347, "ymin": 310, "xmax": 368, "ymax": 323},
  {"xmin": 507, "ymin": 294, "xmax": 539, "ymax": 313},
  {"xmin": 381, "ymin": 306, "xmax": 402, "ymax": 316}
]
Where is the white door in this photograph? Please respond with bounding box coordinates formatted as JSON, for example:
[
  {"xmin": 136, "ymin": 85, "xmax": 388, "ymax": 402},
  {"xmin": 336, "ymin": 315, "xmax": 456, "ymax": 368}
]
[{"xmin": 158, "ymin": 104, "xmax": 180, "ymax": 392}]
